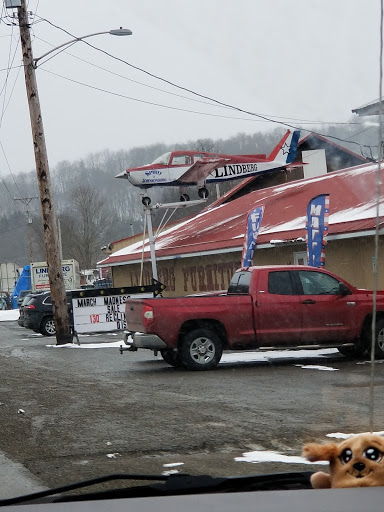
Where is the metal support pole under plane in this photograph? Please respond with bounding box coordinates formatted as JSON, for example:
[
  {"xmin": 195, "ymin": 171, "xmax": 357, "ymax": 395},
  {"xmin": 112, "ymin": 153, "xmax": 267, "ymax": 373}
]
[
  {"xmin": 144, "ymin": 206, "xmax": 159, "ymax": 281},
  {"xmin": 143, "ymin": 198, "xmax": 206, "ymax": 282}
]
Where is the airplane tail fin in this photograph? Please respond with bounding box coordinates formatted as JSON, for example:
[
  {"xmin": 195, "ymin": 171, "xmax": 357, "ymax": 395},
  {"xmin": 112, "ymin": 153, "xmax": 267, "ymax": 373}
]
[
  {"xmin": 268, "ymin": 129, "xmax": 301, "ymax": 163},
  {"xmin": 285, "ymin": 130, "xmax": 300, "ymax": 164}
]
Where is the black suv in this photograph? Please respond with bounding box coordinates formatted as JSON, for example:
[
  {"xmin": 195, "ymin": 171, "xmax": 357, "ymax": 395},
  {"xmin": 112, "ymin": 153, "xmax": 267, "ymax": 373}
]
[
  {"xmin": 17, "ymin": 291, "xmax": 36, "ymax": 328},
  {"xmin": 17, "ymin": 289, "xmax": 32, "ymax": 309},
  {"xmin": 23, "ymin": 291, "xmax": 74, "ymax": 336}
]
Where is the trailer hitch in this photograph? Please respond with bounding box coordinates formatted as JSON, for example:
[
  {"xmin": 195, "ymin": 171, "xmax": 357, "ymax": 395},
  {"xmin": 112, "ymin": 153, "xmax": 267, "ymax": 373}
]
[{"xmin": 119, "ymin": 331, "xmax": 137, "ymax": 354}]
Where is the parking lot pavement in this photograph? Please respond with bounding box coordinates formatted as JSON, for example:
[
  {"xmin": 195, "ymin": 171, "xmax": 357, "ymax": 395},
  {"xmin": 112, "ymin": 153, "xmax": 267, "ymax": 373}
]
[{"xmin": 1, "ymin": 319, "xmax": 384, "ymax": 499}]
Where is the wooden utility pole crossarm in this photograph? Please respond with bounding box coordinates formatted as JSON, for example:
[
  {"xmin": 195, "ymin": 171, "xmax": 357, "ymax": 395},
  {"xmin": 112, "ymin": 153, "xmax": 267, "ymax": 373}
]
[{"xmin": 17, "ymin": 0, "xmax": 72, "ymax": 344}]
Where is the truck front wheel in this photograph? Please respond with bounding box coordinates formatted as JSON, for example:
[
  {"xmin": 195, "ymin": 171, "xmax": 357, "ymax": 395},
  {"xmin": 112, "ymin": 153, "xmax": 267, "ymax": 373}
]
[{"xmin": 180, "ymin": 328, "xmax": 223, "ymax": 371}]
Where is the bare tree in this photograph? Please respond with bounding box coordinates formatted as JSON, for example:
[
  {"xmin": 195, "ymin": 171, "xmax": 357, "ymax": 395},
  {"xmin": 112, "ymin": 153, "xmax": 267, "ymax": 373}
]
[
  {"xmin": 67, "ymin": 185, "xmax": 112, "ymax": 269},
  {"xmin": 192, "ymin": 138, "xmax": 221, "ymax": 153}
]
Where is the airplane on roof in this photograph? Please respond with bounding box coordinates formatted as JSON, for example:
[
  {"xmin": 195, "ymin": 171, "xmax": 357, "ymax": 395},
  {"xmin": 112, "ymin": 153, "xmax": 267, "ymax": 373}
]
[{"xmin": 115, "ymin": 129, "xmax": 301, "ymax": 205}]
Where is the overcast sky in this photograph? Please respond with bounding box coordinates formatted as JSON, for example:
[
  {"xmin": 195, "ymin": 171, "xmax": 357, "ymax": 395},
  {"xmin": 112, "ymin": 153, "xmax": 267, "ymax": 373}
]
[{"xmin": 0, "ymin": 1, "xmax": 381, "ymax": 176}]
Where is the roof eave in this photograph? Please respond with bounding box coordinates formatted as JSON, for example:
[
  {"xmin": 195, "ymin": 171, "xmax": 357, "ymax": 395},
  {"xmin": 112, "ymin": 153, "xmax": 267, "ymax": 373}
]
[{"xmin": 97, "ymin": 227, "xmax": 384, "ymax": 267}]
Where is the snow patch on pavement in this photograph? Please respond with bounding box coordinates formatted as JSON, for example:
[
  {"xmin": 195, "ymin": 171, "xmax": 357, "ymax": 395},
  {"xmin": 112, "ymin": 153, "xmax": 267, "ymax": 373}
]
[
  {"xmin": 235, "ymin": 450, "xmax": 327, "ymax": 465},
  {"xmin": 294, "ymin": 364, "xmax": 339, "ymax": 371},
  {"xmin": 46, "ymin": 340, "xmax": 124, "ymax": 349},
  {"xmin": 0, "ymin": 309, "xmax": 20, "ymax": 321},
  {"xmin": 220, "ymin": 348, "xmax": 338, "ymax": 364},
  {"xmin": 45, "ymin": 344, "xmax": 340, "ymax": 368},
  {"xmin": 327, "ymin": 431, "xmax": 384, "ymax": 439}
]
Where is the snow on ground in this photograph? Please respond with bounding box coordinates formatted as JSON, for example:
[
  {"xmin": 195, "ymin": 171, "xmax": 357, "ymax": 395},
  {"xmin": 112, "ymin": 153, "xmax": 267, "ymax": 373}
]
[
  {"xmin": 327, "ymin": 431, "xmax": 384, "ymax": 439},
  {"xmin": 46, "ymin": 340, "xmax": 123, "ymax": 349},
  {"xmin": 235, "ymin": 450, "xmax": 327, "ymax": 465},
  {"xmin": 235, "ymin": 430, "xmax": 384, "ymax": 466},
  {"xmin": 0, "ymin": 309, "xmax": 19, "ymax": 321},
  {"xmin": 294, "ymin": 364, "xmax": 338, "ymax": 371},
  {"xmin": 46, "ymin": 340, "xmax": 338, "ymax": 364},
  {"xmin": 45, "ymin": 341, "xmax": 339, "ymax": 371},
  {"xmin": 3, "ymin": 309, "xmax": 338, "ymax": 370},
  {"xmin": 220, "ymin": 348, "xmax": 338, "ymax": 364}
]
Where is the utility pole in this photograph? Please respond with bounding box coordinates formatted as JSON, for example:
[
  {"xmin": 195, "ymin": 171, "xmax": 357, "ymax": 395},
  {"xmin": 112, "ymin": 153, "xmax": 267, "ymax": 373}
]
[
  {"xmin": 17, "ymin": 0, "xmax": 72, "ymax": 344},
  {"xmin": 14, "ymin": 196, "xmax": 37, "ymax": 263}
]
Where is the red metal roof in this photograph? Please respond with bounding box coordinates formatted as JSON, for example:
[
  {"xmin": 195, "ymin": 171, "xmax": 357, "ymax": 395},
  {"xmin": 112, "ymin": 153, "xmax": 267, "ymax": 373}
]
[{"xmin": 99, "ymin": 162, "xmax": 384, "ymax": 267}]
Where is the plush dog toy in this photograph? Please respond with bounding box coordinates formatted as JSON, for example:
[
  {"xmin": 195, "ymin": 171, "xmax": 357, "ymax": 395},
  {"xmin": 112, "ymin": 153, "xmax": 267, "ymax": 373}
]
[{"xmin": 302, "ymin": 434, "xmax": 384, "ymax": 488}]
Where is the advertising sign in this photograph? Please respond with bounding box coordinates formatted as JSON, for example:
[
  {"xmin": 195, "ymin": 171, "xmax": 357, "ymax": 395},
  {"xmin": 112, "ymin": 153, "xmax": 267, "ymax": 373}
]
[
  {"xmin": 30, "ymin": 259, "xmax": 80, "ymax": 291},
  {"xmin": 241, "ymin": 206, "xmax": 264, "ymax": 267},
  {"xmin": 306, "ymin": 194, "xmax": 330, "ymax": 267},
  {"xmin": 72, "ymin": 291, "xmax": 129, "ymax": 333},
  {"xmin": 71, "ymin": 281, "xmax": 165, "ymax": 334}
]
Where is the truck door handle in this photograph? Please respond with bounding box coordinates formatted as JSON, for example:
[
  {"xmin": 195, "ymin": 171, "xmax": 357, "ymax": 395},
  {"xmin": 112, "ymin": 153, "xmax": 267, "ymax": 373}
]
[{"xmin": 302, "ymin": 299, "xmax": 316, "ymax": 304}]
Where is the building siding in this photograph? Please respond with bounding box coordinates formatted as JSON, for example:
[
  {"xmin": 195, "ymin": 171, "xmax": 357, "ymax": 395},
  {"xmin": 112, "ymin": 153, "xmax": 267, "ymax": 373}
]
[{"xmin": 111, "ymin": 235, "xmax": 384, "ymax": 296}]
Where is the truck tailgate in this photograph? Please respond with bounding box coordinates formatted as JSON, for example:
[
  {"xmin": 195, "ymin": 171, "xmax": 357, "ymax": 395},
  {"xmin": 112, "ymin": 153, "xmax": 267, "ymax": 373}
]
[{"xmin": 125, "ymin": 298, "xmax": 147, "ymax": 332}]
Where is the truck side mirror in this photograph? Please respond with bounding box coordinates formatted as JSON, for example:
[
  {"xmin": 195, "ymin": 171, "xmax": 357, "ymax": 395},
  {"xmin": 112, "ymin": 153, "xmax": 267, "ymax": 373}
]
[{"xmin": 339, "ymin": 282, "xmax": 352, "ymax": 295}]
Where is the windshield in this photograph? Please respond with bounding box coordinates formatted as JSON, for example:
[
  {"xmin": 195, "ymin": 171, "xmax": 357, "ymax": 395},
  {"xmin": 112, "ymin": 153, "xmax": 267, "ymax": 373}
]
[
  {"xmin": 150, "ymin": 152, "xmax": 172, "ymax": 165},
  {"xmin": 1, "ymin": 0, "xmax": 384, "ymax": 505}
]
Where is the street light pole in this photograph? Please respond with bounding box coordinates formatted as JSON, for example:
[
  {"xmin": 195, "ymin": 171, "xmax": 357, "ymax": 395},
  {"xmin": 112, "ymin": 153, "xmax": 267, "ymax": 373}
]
[
  {"xmin": 17, "ymin": 0, "xmax": 71, "ymax": 344},
  {"xmin": 33, "ymin": 28, "xmax": 132, "ymax": 67},
  {"xmin": 14, "ymin": 196, "xmax": 38, "ymax": 263}
]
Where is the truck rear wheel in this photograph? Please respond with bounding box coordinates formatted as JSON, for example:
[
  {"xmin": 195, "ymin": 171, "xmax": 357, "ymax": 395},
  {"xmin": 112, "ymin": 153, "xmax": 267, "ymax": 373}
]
[
  {"xmin": 374, "ymin": 318, "xmax": 384, "ymax": 359},
  {"xmin": 180, "ymin": 328, "xmax": 223, "ymax": 371},
  {"xmin": 337, "ymin": 340, "xmax": 367, "ymax": 358},
  {"xmin": 161, "ymin": 349, "xmax": 182, "ymax": 367}
]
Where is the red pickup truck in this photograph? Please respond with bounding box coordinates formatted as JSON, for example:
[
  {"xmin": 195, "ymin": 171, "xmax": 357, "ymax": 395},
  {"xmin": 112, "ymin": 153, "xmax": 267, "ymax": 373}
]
[{"xmin": 122, "ymin": 265, "xmax": 384, "ymax": 371}]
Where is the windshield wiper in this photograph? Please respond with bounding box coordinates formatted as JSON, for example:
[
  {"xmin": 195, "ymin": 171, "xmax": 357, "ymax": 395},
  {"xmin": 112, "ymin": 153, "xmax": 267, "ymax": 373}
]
[{"xmin": 0, "ymin": 471, "xmax": 313, "ymax": 506}]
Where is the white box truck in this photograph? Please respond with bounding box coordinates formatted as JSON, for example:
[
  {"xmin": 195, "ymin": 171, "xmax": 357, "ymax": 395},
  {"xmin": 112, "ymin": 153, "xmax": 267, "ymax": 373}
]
[{"xmin": 30, "ymin": 259, "xmax": 80, "ymax": 292}]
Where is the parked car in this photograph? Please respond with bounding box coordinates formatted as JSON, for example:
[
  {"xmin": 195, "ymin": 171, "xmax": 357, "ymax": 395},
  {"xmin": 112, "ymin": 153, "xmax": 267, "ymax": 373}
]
[
  {"xmin": 23, "ymin": 291, "xmax": 74, "ymax": 336},
  {"xmin": 0, "ymin": 291, "xmax": 12, "ymax": 310},
  {"xmin": 93, "ymin": 278, "xmax": 112, "ymax": 288},
  {"xmin": 17, "ymin": 289, "xmax": 32, "ymax": 309},
  {"xmin": 17, "ymin": 291, "xmax": 36, "ymax": 327}
]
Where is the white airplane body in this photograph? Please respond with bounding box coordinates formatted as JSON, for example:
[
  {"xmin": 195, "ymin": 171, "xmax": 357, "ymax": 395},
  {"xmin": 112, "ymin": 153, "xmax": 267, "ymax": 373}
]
[{"xmin": 116, "ymin": 130, "xmax": 301, "ymax": 203}]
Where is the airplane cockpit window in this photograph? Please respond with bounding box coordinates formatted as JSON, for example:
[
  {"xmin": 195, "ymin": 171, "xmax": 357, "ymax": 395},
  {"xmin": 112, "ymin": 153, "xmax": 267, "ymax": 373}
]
[
  {"xmin": 171, "ymin": 154, "xmax": 191, "ymax": 165},
  {"xmin": 151, "ymin": 152, "xmax": 172, "ymax": 165}
]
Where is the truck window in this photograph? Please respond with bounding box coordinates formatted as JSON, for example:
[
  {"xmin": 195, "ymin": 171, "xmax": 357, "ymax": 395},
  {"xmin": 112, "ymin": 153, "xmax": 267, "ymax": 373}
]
[
  {"xmin": 228, "ymin": 271, "xmax": 251, "ymax": 294},
  {"xmin": 298, "ymin": 270, "xmax": 340, "ymax": 295},
  {"xmin": 268, "ymin": 271, "xmax": 295, "ymax": 295}
]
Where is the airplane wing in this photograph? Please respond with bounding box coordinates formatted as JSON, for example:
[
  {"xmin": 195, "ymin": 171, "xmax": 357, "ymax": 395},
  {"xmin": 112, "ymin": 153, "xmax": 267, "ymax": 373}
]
[{"xmin": 177, "ymin": 158, "xmax": 230, "ymax": 184}]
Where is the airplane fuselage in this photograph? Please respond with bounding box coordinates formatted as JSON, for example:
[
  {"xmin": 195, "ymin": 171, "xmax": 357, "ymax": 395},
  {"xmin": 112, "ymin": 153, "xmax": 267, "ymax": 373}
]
[
  {"xmin": 116, "ymin": 130, "xmax": 301, "ymax": 197},
  {"xmin": 127, "ymin": 159, "xmax": 285, "ymax": 188}
]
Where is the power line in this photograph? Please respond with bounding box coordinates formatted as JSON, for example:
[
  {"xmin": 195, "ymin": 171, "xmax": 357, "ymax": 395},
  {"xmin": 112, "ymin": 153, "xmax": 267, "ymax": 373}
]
[
  {"xmin": 0, "ymin": 21, "xmax": 23, "ymax": 199},
  {"xmin": 35, "ymin": 15, "xmax": 379, "ymax": 150},
  {"xmin": 33, "ymin": 35, "xmax": 234, "ymax": 111},
  {"xmin": 0, "ymin": 64, "xmax": 23, "ymax": 72},
  {"xmin": 40, "ymin": 67, "xmax": 373, "ymax": 135},
  {"xmin": 14, "ymin": 196, "xmax": 38, "ymax": 263},
  {"xmin": 0, "ymin": 27, "xmax": 21, "ymax": 124},
  {"xmin": 1, "ymin": 11, "xmax": 379, "ymax": 169},
  {"xmin": 33, "ymin": 35, "xmax": 365, "ymax": 127},
  {"xmin": 38, "ymin": 68, "xmax": 290, "ymax": 123}
]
